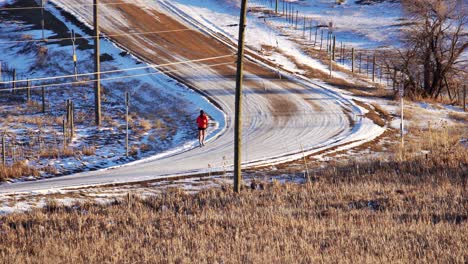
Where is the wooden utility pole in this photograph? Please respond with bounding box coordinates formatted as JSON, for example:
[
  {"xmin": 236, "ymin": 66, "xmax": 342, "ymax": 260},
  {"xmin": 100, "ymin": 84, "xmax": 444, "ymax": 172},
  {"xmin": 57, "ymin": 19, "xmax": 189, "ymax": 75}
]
[
  {"xmin": 351, "ymin": 48, "xmax": 355, "ymax": 73},
  {"xmin": 94, "ymin": 0, "xmax": 102, "ymax": 126},
  {"xmin": 125, "ymin": 92, "xmax": 129, "ymax": 157},
  {"xmin": 234, "ymin": 0, "xmax": 248, "ymax": 193},
  {"xmin": 275, "ymin": 0, "xmax": 278, "ymax": 14}
]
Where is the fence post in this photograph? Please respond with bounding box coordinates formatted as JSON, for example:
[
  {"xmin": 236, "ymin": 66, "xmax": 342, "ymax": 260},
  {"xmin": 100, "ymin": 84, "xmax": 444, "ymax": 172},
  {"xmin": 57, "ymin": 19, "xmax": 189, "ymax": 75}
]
[
  {"xmin": 320, "ymin": 30, "xmax": 323, "ymax": 50},
  {"xmin": 464, "ymin": 85, "xmax": 466, "ymax": 112},
  {"xmin": 125, "ymin": 92, "xmax": 130, "ymax": 157},
  {"xmin": 359, "ymin": 53, "xmax": 362, "ymax": 73},
  {"xmin": 372, "ymin": 53, "xmax": 376, "ymax": 82},
  {"xmin": 12, "ymin": 69, "xmax": 16, "ymax": 93},
  {"xmin": 303, "ymin": 15, "xmax": 306, "ymax": 37},
  {"xmin": 340, "ymin": 42, "xmax": 343, "ymax": 64},
  {"xmin": 63, "ymin": 117, "xmax": 67, "ymax": 145},
  {"xmin": 326, "ymin": 32, "xmax": 330, "ymax": 53},
  {"xmin": 41, "ymin": 86, "xmax": 45, "ymax": 113},
  {"xmin": 314, "ymin": 25, "xmax": 318, "ymax": 46},
  {"xmin": 295, "ymin": 10, "xmax": 298, "ymax": 29},
  {"xmin": 70, "ymin": 101, "xmax": 75, "ymax": 139},
  {"xmin": 27, "ymin": 79, "xmax": 31, "ymax": 101},
  {"xmin": 332, "ymin": 35, "xmax": 336, "ymax": 61},
  {"xmin": 2, "ymin": 135, "xmax": 5, "ymax": 166}
]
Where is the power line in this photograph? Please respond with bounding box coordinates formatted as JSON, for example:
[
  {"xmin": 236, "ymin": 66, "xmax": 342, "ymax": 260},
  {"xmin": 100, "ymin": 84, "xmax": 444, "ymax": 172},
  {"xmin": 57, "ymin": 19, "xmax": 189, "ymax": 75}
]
[
  {"xmin": 0, "ymin": 61, "xmax": 235, "ymax": 93},
  {"xmin": 0, "ymin": 28, "xmax": 197, "ymax": 45},
  {"xmin": 0, "ymin": 1, "xmax": 155, "ymax": 11},
  {"xmin": 2, "ymin": 54, "xmax": 235, "ymax": 84}
]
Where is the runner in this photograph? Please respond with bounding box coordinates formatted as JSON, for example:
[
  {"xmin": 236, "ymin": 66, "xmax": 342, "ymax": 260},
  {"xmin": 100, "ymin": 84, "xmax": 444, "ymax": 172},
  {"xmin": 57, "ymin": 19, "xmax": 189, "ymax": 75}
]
[{"xmin": 196, "ymin": 110, "xmax": 209, "ymax": 147}]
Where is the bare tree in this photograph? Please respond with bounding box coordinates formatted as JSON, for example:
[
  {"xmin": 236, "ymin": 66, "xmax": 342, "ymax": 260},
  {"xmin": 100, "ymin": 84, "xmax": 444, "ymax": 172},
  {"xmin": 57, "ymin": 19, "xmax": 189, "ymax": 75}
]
[{"xmin": 397, "ymin": 0, "xmax": 467, "ymax": 99}]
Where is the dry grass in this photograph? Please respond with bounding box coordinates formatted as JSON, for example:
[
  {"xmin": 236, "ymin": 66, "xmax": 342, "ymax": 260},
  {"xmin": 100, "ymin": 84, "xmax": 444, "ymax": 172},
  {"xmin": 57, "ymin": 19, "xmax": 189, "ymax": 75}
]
[
  {"xmin": 448, "ymin": 111, "xmax": 468, "ymax": 122},
  {"xmin": 38, "ymin": 147, "xmax": 75, "ymax": 159},
  {"xmin": 81, "ymin": 145, "xmax": 96, "ymax": 156},
  {"xmin": 0, "ymin": 161, "xmax": 40, "ymax": 181},
  {"xmin": 139, "ymin": 119, "xmax": 152, "ymax": 131},
  {"xmin": 0, "ymin": 129, "xmax": 466, "ymax": 263}
]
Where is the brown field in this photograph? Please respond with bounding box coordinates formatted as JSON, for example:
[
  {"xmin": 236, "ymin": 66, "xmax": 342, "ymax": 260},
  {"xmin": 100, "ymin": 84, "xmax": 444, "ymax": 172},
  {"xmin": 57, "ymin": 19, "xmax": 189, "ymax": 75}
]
[{"xmin": 0, "ymin": 129, "xmax": 466, "ymax": 263}]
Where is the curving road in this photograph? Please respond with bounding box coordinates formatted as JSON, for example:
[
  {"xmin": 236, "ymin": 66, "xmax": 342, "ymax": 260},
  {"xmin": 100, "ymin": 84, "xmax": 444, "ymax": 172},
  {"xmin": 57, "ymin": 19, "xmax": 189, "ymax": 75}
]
[{"xmin": 0, "ymin": 1, "xmax": 379, "ymax": 194}]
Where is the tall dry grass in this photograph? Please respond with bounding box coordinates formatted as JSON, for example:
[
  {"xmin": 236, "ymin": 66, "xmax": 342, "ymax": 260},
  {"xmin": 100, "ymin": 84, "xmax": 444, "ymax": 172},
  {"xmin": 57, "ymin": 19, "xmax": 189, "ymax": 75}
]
[
  {"xmin": 0, "ymin": 129, "xmax": 466, "ymax": 263},
  {"xmin": 0, "ymin": 161, "xmax": 40, "ymax": 181}
]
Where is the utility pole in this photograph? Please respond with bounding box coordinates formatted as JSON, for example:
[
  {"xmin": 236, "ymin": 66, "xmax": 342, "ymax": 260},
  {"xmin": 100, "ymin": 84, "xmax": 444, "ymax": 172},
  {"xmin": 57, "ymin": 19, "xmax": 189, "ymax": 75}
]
[
  {"xmin": 351, "ymin": 47, "xmax": 355, "ymax": 73},
  {"xmin": 234, "ymin": 0, "xmax": 248, "ymax": 193},
  {"xmin": 275, "ymin": 0, "xmax": 278, "ymax": 14},
  {"xmin": 94, "ymin": 0, "xmax": 102, "ymax": 126}
]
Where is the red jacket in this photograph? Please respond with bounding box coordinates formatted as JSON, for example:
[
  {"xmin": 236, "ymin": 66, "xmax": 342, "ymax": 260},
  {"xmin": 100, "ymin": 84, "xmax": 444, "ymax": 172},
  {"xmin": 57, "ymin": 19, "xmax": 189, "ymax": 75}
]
[{"xmin": 197, "ymin": 114, "xmax": 208, "ymax": 129}]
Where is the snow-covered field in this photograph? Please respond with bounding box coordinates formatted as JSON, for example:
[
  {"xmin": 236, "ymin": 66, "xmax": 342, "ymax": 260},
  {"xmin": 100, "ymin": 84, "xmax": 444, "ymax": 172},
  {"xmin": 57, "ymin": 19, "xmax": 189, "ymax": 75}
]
[{"xmin": 0, "ymin": 0, "xmax": 223, "ymax": 178}]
